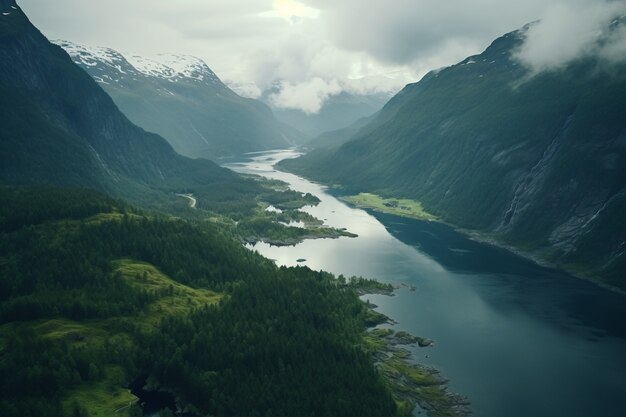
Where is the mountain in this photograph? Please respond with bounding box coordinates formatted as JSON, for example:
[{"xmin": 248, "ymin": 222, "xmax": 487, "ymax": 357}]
[
  {"xmin": 262, "ymin": 87, "xmax": 391, "ymax": 137},
  {"xmin": 280, "ymin": 25, "xmax": 626, "ymax": 290},
  {"xmin": 0, "ymin": 1, "xmax": 273, "ymax": 213},
  {"xmin": 306, "ymin": 113, "xmax": 379, "ymax": 149},
  {"xmin": 55, "ymin": 40, "xmax": 301, "ymax": 159}
]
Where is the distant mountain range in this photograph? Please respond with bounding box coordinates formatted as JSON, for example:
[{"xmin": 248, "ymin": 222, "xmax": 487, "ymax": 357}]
[
  {"xmin": 280, "ymin": 24, "xmax": 626, "ymax": 290},
  {"xmin": 56, "ymin": 40, "xmax": 304, "ymax": 159}
]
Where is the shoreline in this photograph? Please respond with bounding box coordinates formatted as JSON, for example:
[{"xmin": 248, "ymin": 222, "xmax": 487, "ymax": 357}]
[
  {"xmin": 457, "ymin": 227, "xmax": 626, "ymax": 297},
  {"xmin": 243, "ymin": 228, "xmax": 358, "ymax": 247},
  {"xmin": 358, "ymin": 286, "xmax": 471, "ymax": 417},
  {"xmin": 272, "ymin": 163, "xmax": 625, "ymax": 296},
  {"xmin": 328, "ymin": 188, "xmax": 626, "ymax": 297}
]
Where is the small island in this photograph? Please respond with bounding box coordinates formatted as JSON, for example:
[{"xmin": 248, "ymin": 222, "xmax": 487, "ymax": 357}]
[
  {"xmin": 341, "ymin": 193, "xmax": 437, "ymax": 221},
  {"xmin": 235, "ymin": 178, "xmax": 359, "ymax": 246}
]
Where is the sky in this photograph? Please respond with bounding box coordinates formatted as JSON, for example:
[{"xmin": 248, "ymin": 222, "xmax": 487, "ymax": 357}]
[{"xmin": 20, "ymin": 0, "xmax": 626, "ymax": 113}]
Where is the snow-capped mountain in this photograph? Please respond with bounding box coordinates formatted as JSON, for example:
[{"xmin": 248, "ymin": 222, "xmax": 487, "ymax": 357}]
[
  {"xmin": 127, "ymin": 53, "xmax": 222, "ymax": 84},
  {"xmin": 56, "ymin": 40, "xmax": 224, "ymax": 87},
  {"xmin": 55, "ymin": 41, "xmax": 301, "ymax": 158}
]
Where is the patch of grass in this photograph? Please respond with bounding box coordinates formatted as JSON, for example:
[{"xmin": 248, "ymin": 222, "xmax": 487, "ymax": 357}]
[
  {"xmin": 62, "ymin": 366, "xmax": 137, "ymax": 417},
  {"xmin": 363, "ymin": 332, "xmax": 387, "ymax": 352},
  {"xmin": 34, "ymin": 319, "xmax": 109, "ymax": 346},
  {"xmin": 113, "ymin": 259, "xmax": 223, "ymax": 328},
  {"xmin": 342, "ymin": 193, "xmax": 437, "ymax": 221},
  {"xmin": 86, "ymin": 212, "xmax": 143, "ymax": 225},
  {"xmin": 395, "ymin": 399, "xmax": 414, "ymax": 417}
]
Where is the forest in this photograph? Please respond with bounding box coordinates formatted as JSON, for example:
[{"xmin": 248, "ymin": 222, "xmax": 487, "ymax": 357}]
[{"xmin": 0, "ymin": 186, "xmax": 398, "ymax": 417}]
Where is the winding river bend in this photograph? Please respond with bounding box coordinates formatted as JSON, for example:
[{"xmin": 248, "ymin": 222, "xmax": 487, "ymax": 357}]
[{"xmin": 224, "ymin": 149, "xmax": 626, "ymax": 417}]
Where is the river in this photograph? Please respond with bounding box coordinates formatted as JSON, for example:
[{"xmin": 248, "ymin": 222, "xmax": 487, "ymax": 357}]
[{"xmin": 223, "ymin": 149, "xmax": 626, "ymax": 417}]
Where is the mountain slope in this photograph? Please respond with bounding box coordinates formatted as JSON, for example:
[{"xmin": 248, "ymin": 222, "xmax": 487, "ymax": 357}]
[
  {"xmin": 280, "ymin": 26, "xmax": 626, "ymax": 289},
  {"xmin": 56, "ymin": 40, "xmax": 299, "ymax": 159},
  {"xmin": 306, "ymin": 113, "xmax": 379, "ymax": 149},
  {"xmin": 262, "ymin": 88, "xmax": 391, "ymax": 137},
  {"xmin": 0, "ymin": 1, "xmax": 265, "ymax": 211}
]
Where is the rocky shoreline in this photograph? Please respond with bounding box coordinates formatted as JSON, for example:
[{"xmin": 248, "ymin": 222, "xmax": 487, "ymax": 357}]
[{"xmin": 360, "ymin": 290, "xmax": 471, "ymax": 417}]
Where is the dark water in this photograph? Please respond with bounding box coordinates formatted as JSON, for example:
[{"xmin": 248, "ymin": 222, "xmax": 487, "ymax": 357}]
[
  {"xmin": 224, "ymin": 149, "xmax": 626, "ymax": 417},
  {"xmin": 129, "ymin": 377, "xmax": 177, "ymax": 416}
]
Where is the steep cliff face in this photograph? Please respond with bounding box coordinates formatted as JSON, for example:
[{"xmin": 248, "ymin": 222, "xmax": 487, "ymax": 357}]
[
  {"xmin": 280, "ymin": 27, "xmax": 626, "ymax": 288},
  {"xmin": 0, "ymin": 4, "xmax": 237, "ymax": 200},
  {"xmin": 56, "ymin": 40, "xmax": 300, "ymax": 159}
]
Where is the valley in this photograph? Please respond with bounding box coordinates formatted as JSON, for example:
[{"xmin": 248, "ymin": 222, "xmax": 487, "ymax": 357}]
[{"xmin": 2, "ymin": 1, "xmax": 625, "ymax": 416}]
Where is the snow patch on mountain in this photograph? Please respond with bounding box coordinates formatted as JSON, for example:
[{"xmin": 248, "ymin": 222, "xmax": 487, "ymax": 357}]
[
  {"xmin": 124, "ymin": 55, "xmax": 179, "ymax": 79},
  {"xmin": 125, "ymin": 53, "xmax": 221, "ymax": 84},
  {"xmin": 56, "ymin": 40, "xmax": 127, "ymax": 69},
  {"xmin": 55, "ymin": 40, "xmax": 223, "ymax": 86}
]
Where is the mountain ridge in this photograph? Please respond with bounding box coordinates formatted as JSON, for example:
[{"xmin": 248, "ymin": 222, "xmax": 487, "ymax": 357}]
[
  {"xmin": 0, "ymin": 3, "xmax": 262, "ymax": 212},
  {"xmin": 56, "ymin": 40, "xmax": 303, "ymax": 159}
]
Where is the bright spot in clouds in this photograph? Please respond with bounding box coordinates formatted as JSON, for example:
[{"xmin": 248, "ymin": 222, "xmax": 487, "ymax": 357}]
[{"xmin": 264, "ymin": 0, "xmax": 320, "ymax": 22}]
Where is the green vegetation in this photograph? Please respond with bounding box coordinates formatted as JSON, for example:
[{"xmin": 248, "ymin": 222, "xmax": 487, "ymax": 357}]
[
  {"xmin": 113, "ymin": 260, "xmax": 223, "ymax": 328},
  {"xmin": 345, "ymin": 275, "xmax": 396, "ymax": 296},
  {"xmin": 238, "ymin": 215, "xmax": 357, "ymax": 246},
  {"xmin": 226, "ymin": 178, "xmax": 358, "ymax": 246},
  {"xmin": 61, "ymin": 366, "xmax": 138, "ymax": 417},
  {"xmin": 0, "ymin": 187, "xmax": 400, "ymax": 417},
  {"xmin": 364, "ymin": 329, "xmax": 470, "ymax": 417},
  {"xmin": 342, "ymin": 193, "xmax": 437, "ymax": 221}
]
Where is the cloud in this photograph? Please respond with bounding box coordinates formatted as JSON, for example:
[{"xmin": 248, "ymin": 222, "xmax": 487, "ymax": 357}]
[
  {"xmin": 599, "ymin": 23, "xmax": 626, "ymax": 62},
  {"xmin": 19, "ymin": 0, "xmax": 624, "ymax": 114},
  {"xmin": 305, "ymin": 0, "xmax": 550, "ymax": 65},
  {"xmin": 513, "ymin": 1, "xmax": 626, "ymax": 73},
  {"xmin": 269, "ymin": 77, "xmax": 342, "ymax": 113}
]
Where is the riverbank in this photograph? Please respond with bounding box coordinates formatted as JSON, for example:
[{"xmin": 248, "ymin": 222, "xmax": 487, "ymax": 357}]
[
  {"xmin": 339, "ymin": 191, "xmax": 626, "ymax": 296},
  {"xmin": 359, "ymin": 297, "xmax": 470, "ymax": 417},
  {"xmin": 459, "ymin": 228, "xmax": 626, "ymax": 297},
  {"xmin": 349, "ymin": 277, "xmax": 469, "ymax": 417}
]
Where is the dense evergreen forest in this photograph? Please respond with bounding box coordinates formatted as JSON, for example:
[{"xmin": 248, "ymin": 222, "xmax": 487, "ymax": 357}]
[{"xmin": 0, "ymin": 186, "xmax": 397, "ymax": 417}]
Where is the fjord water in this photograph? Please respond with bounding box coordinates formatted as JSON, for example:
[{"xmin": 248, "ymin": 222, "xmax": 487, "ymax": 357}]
[{"xmin": 224, "ymin": 149, "xmax": 626, "ymax": 417}]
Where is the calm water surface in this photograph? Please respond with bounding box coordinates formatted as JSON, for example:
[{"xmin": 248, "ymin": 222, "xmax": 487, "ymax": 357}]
[{"xmin": 223, "ymin": 149, "xmax": 626, "ymax": 417}]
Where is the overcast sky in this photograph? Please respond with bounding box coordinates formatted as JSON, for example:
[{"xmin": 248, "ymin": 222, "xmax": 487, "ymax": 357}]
[{"xmin": 20, "ymin": 0, "xmax": 626, "ymax": 113}]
